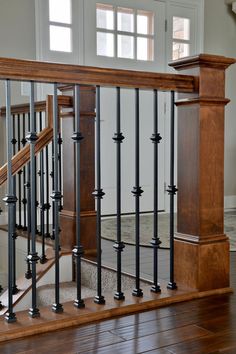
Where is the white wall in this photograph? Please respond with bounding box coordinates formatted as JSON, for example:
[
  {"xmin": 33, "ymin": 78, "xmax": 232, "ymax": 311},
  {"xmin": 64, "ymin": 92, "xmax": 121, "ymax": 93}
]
[
  {"xmin": 0, "ymin": 0, "xmax": 236, "ymax": 208},
  {"xmin": 204, "ymin": 0, "xmax": 236, "ymax": 206},
  {"xmin": 0, "ymin": 0, "xmax": 36, "ymax": 208}
]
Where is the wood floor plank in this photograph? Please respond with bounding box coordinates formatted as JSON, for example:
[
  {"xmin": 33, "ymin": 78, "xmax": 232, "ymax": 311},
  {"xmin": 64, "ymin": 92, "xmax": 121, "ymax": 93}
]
[
  {"xmin": 162, "ymin": 330, "xmax": 236, "ymax": 354},
  {"xmin": 110, "ymin": 304, "xmax": 229, "ymax": 341},
  {"xmin": 0, "ymin": 330, "xmax": 125, "ymax": 354},
  {"xmin": 85, "ymin": 325, "xmax": 211, "ymax": 354}
]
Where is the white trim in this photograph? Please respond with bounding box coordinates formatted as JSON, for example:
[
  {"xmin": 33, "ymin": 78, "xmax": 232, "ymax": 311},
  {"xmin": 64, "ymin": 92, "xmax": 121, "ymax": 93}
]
[{"xmin": 224, "ymin": 195, "xmax": 236, "ymax": 209}]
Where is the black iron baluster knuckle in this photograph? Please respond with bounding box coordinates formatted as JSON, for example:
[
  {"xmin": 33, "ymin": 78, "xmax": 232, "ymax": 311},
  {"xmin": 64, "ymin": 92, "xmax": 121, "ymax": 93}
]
[
  {"xmin": 92, "ymin": 189, "xmax": 105, "ymax": 199},
  {"xmin": 167, "ymin": 91, "xmax": 178, "ymax": 291},
  {"xmin": 132, "ymin": 88, "xmax": 143, "ymax": 298},
  {"xmin": 93, "ymin": 86, "xmax": 105, "ymax": 305}
]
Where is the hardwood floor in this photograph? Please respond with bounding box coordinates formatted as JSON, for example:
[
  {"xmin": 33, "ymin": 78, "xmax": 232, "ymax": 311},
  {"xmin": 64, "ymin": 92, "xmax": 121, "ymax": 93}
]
[{"xmin": 0, "ymin": 252, "xmax": 235, "ymax": 353}]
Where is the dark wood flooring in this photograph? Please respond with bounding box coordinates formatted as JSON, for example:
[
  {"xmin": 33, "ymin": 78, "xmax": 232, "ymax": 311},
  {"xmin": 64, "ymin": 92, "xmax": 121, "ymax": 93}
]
[{"xmin": 0, "ymin": 252, "xmax": 235, "ymax": 353}]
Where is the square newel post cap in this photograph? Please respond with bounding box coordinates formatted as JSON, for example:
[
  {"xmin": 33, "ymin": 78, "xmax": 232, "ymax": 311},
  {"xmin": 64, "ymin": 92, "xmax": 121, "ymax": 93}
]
[
  {"xmin": 168, "ymin": 53, "xmax": 236, "ymax": 71},
  {"xmin": 169, "ymin": 54, "xmax": 236, "ymax": 98}
]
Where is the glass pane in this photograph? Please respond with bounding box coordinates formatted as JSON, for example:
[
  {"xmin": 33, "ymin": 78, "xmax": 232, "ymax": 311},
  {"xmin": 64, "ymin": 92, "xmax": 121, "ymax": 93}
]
[
  {"xmin": 49, "ymin": 0, "xmax": 71, "ymax": 24},
  {"xmin": 137, "ymin": 10, "xmax": 154, "ymax": 35},
  {"xmin": 118, "ymin": 34, "xmax": 134, "ymax": 59},
  {"xmin": 173, "ymin": 17, "xmax": 190, "ymax": 40},
  {"xmin": 117, "ymin": 7, "xmax": 134, "ymax": 33},
  {"xmin": 97, "ymin": 32, "xmax": 114, "ymax": 57},
  {"xmin": 96, "ymin": 3, "xmax": 114, "ymax": 30},
  {"xmin": 50, "ymin": 25, "xmax": 72, "ymax": 52},
  {"xmin": 172, "ymin": 42, "xmax": 189, "ymax": 60},
  {"xmin": 137, "ymin": 37, "xmax": 154, "ymax": 61}
]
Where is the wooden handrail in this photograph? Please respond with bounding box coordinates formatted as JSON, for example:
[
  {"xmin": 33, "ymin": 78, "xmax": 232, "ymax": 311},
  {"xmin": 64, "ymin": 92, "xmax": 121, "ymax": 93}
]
[
  {"xmin": 0, "ymin": 95, "xmax": 73, "ymax": 116},
  {"xmin": 0, "ymin": 95, "xmax": 73, "ymax": 186},
  {"xmin": 0, "ymin": 57, "xmax": 198, "ymax": 92}
]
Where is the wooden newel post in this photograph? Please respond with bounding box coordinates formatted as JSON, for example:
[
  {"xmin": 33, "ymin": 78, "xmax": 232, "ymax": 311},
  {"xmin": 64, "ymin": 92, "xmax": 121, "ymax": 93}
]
[
  {"xmin": 170, "ymin": 54, "xmax": 236, "ymax": 291},
  {"xmin": 59, "ymin": 85, "xmax": 97, "ymax": 254}
]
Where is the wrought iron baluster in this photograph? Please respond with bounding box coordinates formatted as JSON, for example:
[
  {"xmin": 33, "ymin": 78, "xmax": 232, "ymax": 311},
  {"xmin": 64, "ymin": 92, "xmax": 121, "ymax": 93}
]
[
  {"xmin": 72, "ymin": 85, "xmax": 85, "ymax": 308},
  {"xmin": 35, "ymin": 128, "xmax": 39, "ymax": 235},
  {"xmin": 21, "ymin": 113, "xmax": 27, "ymax": 231},
  {"xmin": 0, "ymin": 206, "xmax": 3, "ymax": 304},
  {"xmin": 45, "ymin": 145, "xmax": 51, "ymax": 238},
  {"xmin": 12, "ymin": 115, "xmax": 17, "ymax": 232},
  {"xmin": 58, "ymin": 133, "xmax": 63, "ymax": 212},
  {"xmin": 92, "ymin": 86, "xmax": 105, "ymax": 305},
  {"xmin": 112, "ymin": 87, "xmax": 125, "ymax": 300},
  {"xmin": 50, "ymin": 141, "xmax": 55, "ymax": 240},
  {"xmin": 39, "ymin": 112, "xmax": 47, "ymax": 264},
  {"xmin": 167, "ymin": 91, "xmax": 178, "ymax": 290},
  {"xmin": 25, "ymin": 112, "xmax": 32, "ymax": 279},
  {"xmin": 3, "ymin": 80, "xmax": 17, "ymax": 322},
  {"xmin": 150, "ymin": 89, "xmax": 162, "ymax": 293},
  {"xmin": 132, "ymin": 88, "xmax": 143, "ymax": 298},
  {"xmin": 11, "ymin": 115, "xmax": 18, "ymax": 295},
  {"xmin": 26, "ymin": 82, "xmax": 40, "ymax": 317},
  {"xmin": 17, "ymin": 114, "xmax": 23, "ymax": 229},
  {"xmin": 51, "ymin": 83, "xmax": 63, "ymax": 313}
]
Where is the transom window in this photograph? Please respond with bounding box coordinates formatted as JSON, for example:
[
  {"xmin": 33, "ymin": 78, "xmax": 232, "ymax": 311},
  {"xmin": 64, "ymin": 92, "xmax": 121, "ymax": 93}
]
[{"xmin": 96, "ymin": 3, "xmax": 154, "ymax": 61}]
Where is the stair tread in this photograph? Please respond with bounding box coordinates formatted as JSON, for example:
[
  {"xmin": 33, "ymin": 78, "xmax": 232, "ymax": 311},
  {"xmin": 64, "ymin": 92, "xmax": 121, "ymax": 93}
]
[{"xmin": 37, "ymin": 282, "xmax": 96, "ymax": 306}]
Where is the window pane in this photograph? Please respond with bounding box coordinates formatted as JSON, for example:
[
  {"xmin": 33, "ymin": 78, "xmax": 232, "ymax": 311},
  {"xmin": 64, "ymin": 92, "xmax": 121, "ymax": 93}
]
[
  {"xmin": 118, "ymin": 34, "xmax": 134, "ymax": 59},
  {"xmin": 137, "ymin": 10, "xmax": 154, "ymax": 35},
  {"xmin": 49, "ymin": 0, "xmax": 71, "ymax": 24},
  {"xmin": 96, "ymin": 3, "xmax": 114, "ymax": 30},
  {"xmin": 117, "ymin": 7, "xmax": 134, "ymax": 33},
  {"xmin": 173, "ymin": 17, "xmax": 190, "ymax": 40},
  {"xmin": 137, "ymin": 37, "xmax": 154, "ymax": 61},
  {"xmin": 172, "ymin": 42, "xmax": 189, "ymax": 60},
  {"xmin": 50, "ymin": 25, "xmax": 72, "ymax": 52},
  {"xmin": 97, "ymin": 32, "xmax": 114, "ymax": 57}
]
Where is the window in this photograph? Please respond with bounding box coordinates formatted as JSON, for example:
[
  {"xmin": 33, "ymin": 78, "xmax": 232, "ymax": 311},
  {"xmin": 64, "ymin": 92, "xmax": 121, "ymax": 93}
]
[
  {"xmin": 96, "ymin": 3, "xmax": 154, "ymax": 61},
  {"xmin": 49, "ymin": 0, "xmax": 72, "ymax": 52},
  {"xmin": 36, "ymin": 0, "xmax": 203, "ymax": 70},
  {"xmin": 172, "ymin": 16, "xmax": 190, "ymax": 60}
]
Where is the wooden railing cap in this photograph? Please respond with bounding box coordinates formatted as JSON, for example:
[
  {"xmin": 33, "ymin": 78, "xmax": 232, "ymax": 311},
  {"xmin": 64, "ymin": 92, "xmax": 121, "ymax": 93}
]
[
  {"xmin": 169, "ymin": 53, "xmax": 236, "ymax": 71},
  {"xmin": 0, "ymin": 56, "xmax": 197, "ymax": 92}
]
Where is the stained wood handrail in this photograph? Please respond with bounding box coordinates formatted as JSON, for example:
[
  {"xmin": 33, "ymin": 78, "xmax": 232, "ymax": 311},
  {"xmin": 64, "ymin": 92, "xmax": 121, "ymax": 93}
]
[
  {"xmin": 0, "ymin": 56, "xmax": 198, "ymax": 92},
  {"xmin": 0, "ymin": 95, "xmax": 73, "ymax": 116},
  {"xmin": 0, "ymin": 95, "xmax": 73, "ymax": 186}
]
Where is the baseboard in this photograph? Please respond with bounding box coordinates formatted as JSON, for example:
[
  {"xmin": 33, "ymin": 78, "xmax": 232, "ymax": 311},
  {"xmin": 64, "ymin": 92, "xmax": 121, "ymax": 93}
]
[{"xmin": 224, "ymin": 195, "xmax": 236, "ymax": 209}]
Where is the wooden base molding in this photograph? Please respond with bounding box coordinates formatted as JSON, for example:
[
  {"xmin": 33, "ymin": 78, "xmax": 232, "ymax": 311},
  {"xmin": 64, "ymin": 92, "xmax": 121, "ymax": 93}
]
[
  {"xmin": 174, "ymin": 237, "xmax": 230, "ymax": 291},
  {"xmin": 0, "ymin": 283, "xmax": 232, "ymax": 343}
]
